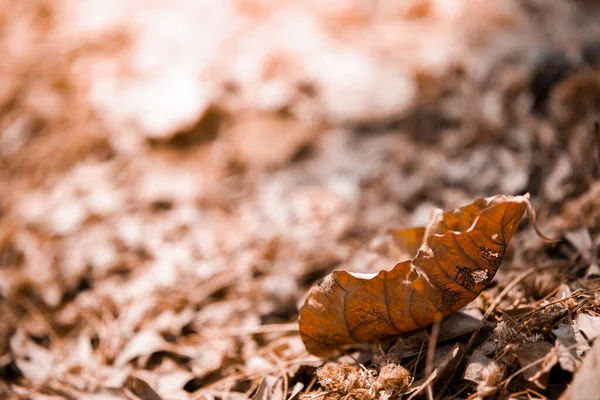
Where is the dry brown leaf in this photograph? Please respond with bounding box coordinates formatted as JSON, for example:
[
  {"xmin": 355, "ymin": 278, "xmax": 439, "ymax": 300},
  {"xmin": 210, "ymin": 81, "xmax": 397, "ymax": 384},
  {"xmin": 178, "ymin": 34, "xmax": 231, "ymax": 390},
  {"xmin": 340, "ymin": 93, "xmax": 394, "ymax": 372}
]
[
  {"xmin": 515, "ymin": 342, "xmax": 555, "ymax": 388},
  {"xmin": 299, "ymin": 194, "xmax": 531, "ymax": 356},
  {"xmin": 390, "ymin": 226, "xmax": 426, "ymax": 260},
  {"xmin": 125, "ymin": 376, "xmax": 163, "ymax": 400}
]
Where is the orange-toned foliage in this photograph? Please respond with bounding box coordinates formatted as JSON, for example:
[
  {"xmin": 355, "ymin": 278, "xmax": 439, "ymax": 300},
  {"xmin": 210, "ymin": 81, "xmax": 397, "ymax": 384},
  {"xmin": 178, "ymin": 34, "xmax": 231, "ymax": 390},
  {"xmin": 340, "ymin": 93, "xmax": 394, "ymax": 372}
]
[{"xmin": 299, "ymin": 194, "xmax": 530, "ymax": 356}]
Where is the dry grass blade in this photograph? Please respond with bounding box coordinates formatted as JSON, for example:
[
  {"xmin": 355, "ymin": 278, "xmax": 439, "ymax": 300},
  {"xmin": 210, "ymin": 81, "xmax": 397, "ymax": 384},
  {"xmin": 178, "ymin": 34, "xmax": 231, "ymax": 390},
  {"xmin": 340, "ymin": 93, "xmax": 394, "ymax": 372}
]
[
  {"xmin": 425, "ymin": 318, "xmax": 442, "ymax": 400},
  {"xmin": 192, "ymin": 357, "xmax": 320, "ymax": 398},
  {"xmin": 594, "ymin": 120, "xmax": 600, "ymax": 174},
  {"xmin": 407, "ymin": 369, "xmax": 439, "ymax": 400}
]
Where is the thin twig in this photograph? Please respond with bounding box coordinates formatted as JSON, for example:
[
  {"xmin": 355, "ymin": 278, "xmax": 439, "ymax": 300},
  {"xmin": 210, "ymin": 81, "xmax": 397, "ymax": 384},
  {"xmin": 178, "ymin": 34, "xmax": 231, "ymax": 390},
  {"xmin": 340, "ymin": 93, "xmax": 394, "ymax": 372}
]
[
  {"xmin": 193, "ymin": 356, "xmax": 320, "ymax": 399},
  {"xmin": 594, "ymin": 120, "xmax": 600, "ymax": 176},
  {"xmin": 532, "ymin": 285, "xmax": 561, "ymax": 306},
  {"xmin": 266, "ymin": 348, "xmax": 290, "ymax": 399},
  {"xmin": 302, "ymin": 375, "xmax": 318, "ymax": 396},
  {"xmin": 516, "ymin": 288, "xmax": 597, "ymax": 322},
  {"xmin": 409, "ymin": 339, "xmax": 427, "ymax": 386},
  {"xmin": 407, "ymin": 369, "xmax": 439, "ymax": 400},
  {"xmin": 448, "ymin": 381, "xmax": 472, "ymax": 400},
  {"xmin": 527, "ymin": 387, "xmax": 549, "ymax": 400},
  {"xmin": 425, "ymin": 318, "xmax": 441, "ymax": 400},
  {"xmin": 425, "ymin": 318, "xmax": 441, "ymax": 377}
]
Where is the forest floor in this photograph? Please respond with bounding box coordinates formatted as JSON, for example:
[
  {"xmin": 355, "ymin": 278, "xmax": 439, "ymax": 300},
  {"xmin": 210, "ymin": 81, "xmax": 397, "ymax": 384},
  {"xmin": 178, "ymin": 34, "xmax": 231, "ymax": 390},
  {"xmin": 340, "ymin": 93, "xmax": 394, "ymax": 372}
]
[{"xmin": 1, "ymin": 1, "xmax": 600, "ymax": 399}]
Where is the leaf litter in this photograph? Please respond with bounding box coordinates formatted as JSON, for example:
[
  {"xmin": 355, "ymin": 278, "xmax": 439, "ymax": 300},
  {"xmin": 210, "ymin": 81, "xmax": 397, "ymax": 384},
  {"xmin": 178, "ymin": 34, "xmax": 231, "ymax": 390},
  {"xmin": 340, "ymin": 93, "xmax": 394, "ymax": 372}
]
[{"xmin": 1, "ymin": 0, "xmax": 600, "ymax": 399}]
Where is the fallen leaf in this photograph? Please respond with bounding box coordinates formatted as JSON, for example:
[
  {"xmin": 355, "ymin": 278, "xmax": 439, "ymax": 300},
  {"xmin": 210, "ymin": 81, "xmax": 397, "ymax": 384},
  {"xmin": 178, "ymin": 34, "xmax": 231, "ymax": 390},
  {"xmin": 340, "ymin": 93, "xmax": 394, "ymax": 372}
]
[
  {"xmin": 577, "ymin": 313, "xmax": 600, "ymax": 342},
  {"xmin": 388, "ymin": 311, "xmax": 482, "ymax": 359},
  {"xmin": 252, "ymin": 376, "xmax": 284, "ymax": 400},
  {"xmin": 299, "ymin": 194, "xmax": 530, "ymax": 356},
  {"xmin": 586, "ymin": 263, "xmax": 600, "ymax": 278},
  {"xmin": 515, "ymin": 342, "xmax": 554, "ymax": 383},
  {"xmin": 564, "ymin": 228, "xmax": 594, "ymax": 263},
  {"xmin": 560, "ymin": 339, "xmax": 600, "ymax": 400},
  {"xmin": 463, "ymin": 349, "xmax": 493, "ymax": 383},
  {"xmin": 531, "ymin": 345, "xmax": 560, "ymax": 388},
  {"xmin": 390, "ymin": 226, "xmax": 426, "ymax": 259},
  {"xmin": 10, "ymin": 329, "xmax": 56, "ymax": 384},
  {"xmin": 288, "ymin": 382, "xmax": 305, "ymax": 399},
  {"xmin": 114, "ymin": 331, "xmax": 168, "ymax": 367},
  {"xmin": 155, "ymin": 370, "xmax": 195, "ymax": 397},
  {"xmin": 434, "ymin": 309, "xmax": 483, "ymax": 340},
  {"xmin": 228, "ymin": 112, "xmax": 318, "ymax": 170},
  {"xmin": 553, "ymin": 323, "xmax": 586, "ymax": 371},
  {"xmin": 555, "ymin": 340, "xmax": 579, "ymax": 373},
  {"xmin": 125, "ymin": 375, "xmax": 163, "ymax": 400},
  {"xmin": 476, "ymin": 361, "xmax": 504, "ymax": 398}
]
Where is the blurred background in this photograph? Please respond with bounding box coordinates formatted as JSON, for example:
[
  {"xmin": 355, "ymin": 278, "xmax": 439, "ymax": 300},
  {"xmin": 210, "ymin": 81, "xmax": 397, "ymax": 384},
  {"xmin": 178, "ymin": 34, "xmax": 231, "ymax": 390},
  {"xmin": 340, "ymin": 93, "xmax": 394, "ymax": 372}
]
[{"xmin": 1, "ymin": 0, "xmax": 600, "ymax": 399}]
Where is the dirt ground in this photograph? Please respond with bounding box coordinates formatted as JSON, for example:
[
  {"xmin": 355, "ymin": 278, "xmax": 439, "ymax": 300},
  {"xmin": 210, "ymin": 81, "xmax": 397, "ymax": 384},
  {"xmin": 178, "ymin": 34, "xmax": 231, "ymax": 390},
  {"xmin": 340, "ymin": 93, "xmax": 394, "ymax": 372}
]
[{"xmin": 1, "ymin": 1, "xmax": 600, "ymax": 399}]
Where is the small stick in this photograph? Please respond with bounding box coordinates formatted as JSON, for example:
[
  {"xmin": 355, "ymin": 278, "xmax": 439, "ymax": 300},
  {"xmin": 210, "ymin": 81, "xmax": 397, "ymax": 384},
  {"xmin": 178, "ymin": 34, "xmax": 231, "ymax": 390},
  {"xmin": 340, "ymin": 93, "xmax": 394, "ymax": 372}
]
[
  {"xmin": 425, "ymin": 318, "xmax": 442, "ymax": 377},
  {"xmin": 425, "ymin": 318, "xmax": 442, "ymax": 400},
  {"xmin": 595, "ymin": 120, "xmax": 600, "ymax": 176}
]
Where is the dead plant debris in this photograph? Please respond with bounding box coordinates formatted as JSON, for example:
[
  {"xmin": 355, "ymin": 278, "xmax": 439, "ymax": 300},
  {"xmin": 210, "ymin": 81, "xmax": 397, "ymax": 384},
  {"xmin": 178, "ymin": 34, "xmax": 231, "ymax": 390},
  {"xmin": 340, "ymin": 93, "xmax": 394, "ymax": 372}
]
[{"xmin": 1, "ymin": 1, "xmax": 600, "ymax": 399}]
